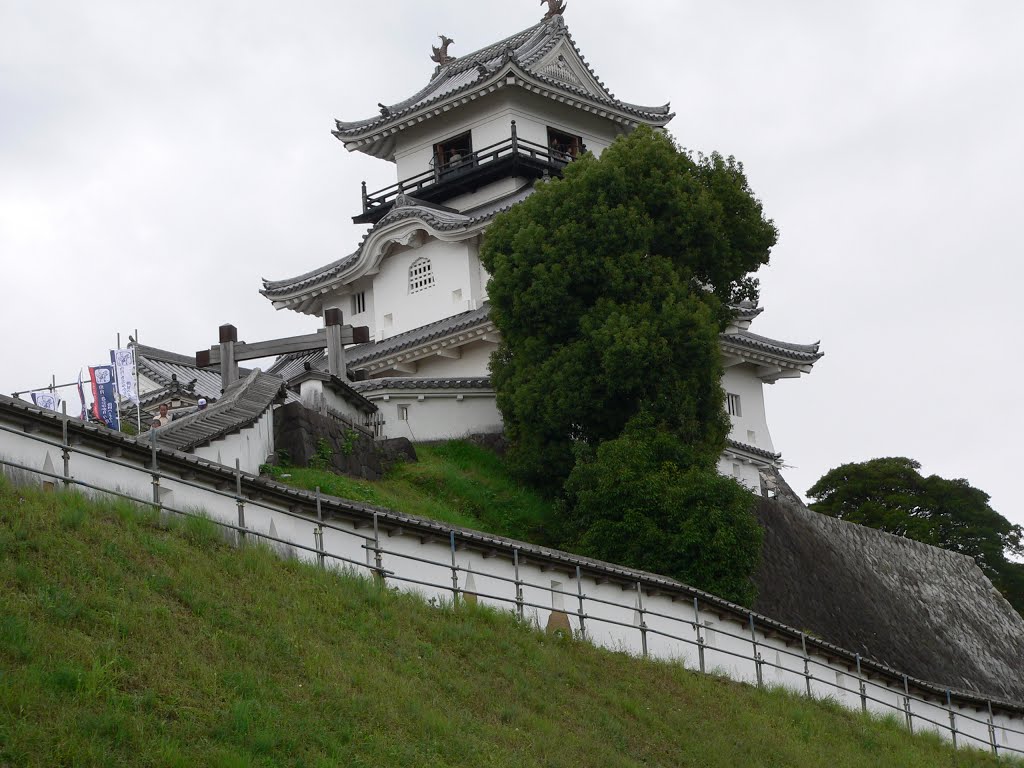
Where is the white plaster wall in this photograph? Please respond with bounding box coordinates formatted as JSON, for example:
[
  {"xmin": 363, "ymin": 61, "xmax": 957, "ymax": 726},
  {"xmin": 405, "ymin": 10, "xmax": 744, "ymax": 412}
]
[
  {"xmin": 412, "ymin": 343, "xmax": 493, "ymax": 378},
  {"xmin": 390, "ymin": 89, "xmax": 620, "ymax": 209},
  {"xmin": 323, "ymin": 277, "xmax": 376, "ymax": 336},
  {"xmin": 374, "ymin": 237, "xmax": 475, "ymax": 338},
  {"xmin": 2, "ymin": 413, "xmax": 1022, "ymax": 757},
  {"xmin": 298, "ymin": 380, "xmax": 369, "ymax": 427},
  {"xmin": 192, "ymin": 409, "xmax": 275, "ymax": 475},
  {"xmin": 721, "ymin": 365, "xmax": 775, "ymax": 453},
  {"xmin": 716, "ymin": 455, "xmax": 763, "ymax": 494},
  {"xmin": 366, "ymin": 393, "xmax": 502, "ymax": 441}
]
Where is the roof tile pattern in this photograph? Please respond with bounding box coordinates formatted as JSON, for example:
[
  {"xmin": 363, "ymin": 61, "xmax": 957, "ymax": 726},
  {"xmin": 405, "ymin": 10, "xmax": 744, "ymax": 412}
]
[
  {"xmin": 721, "ymin": 330, "xmax": 823, "ymax": 364},
  {"xmin": 155, "ymin": 370, "xmax": 285, "ymax": 452},
  {"xmin": 351, "ymin": 377, "xmax": 491, "ymax": 393},
  {"xmin": 333, "ymin": 16, "xmax": 670, "ymax": 142},
  {"xmin": 261, "ymin": 185, "xmax": 533, "ymax": 300},
  {"xmin": 346, "ymin": 305, "xmax": 493, "ymax": 367}
]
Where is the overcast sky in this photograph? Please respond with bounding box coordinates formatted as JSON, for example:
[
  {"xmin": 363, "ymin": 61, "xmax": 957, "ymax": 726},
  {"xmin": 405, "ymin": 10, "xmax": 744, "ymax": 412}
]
[{"xmin": 2, "ymin": 1, "xmax": 1023, "ymax": 526}]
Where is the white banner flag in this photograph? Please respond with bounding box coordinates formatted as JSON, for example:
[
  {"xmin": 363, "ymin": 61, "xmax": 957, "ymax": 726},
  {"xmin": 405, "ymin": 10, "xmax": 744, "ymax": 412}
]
[
  {"xmin": 30, "ymin": 391, "xmax": 62, "ymax": 412},
  {"xmin": 110, "ymin": 348, "xmax": 140, "ymax": 405}
]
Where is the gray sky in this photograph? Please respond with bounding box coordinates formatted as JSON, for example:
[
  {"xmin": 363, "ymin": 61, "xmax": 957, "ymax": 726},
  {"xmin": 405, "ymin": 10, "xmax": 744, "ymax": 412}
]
[{"xmin": 2, "ymin": 1, "xmax": 1023, "ymax": 527}]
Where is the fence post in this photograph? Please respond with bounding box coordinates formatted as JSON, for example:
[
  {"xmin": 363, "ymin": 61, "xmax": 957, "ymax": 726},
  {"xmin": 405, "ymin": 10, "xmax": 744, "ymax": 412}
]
[
  {"xmin": 855, "ymin": 654, "xmax": 867, "ymax": 713},
  {"xmin": 373, "ymin": 511, "xmax": 384, "ymax": 582},
  {"xmin": 235, "ymin": 459, "xmax": 246, "ymax": 544},
  {"xmin": 987, "ymin": 700, "xmax": 998, "ymax": 756},
  {"xmin": 150, "ymin": 429, "xmax": 161, "ymax": 509},
  {"xmin": 693, "ymin": 598, "xmax": 705, "ymax": 674},
  {"xmin": 514, "ymin": 548, "xmax": 524, "ymax": 622},
  {"xmin": 575, "ymin": 565, "xmax": 586, "ymax": 640},
  {"xmin": 801, "ymin": 632, "xmax": 812, "ymax": 698},
  {"xmin": 313, "ymin": 526, "xmax": 324, "ymax": 568},
  {"xmin": 315, "ymin": 487, "xmax": 325, "ymax": 569},
  {"xmin": 946, "ymin": 689, "xmax": 958, "ymax": 750},
  {"xmin": 749, "ymin": 613, "xmax": 763, "ymax": 688},
  {"xmin": 60, "ymin": 402, "xmax": 71, "ymax": 488},
  {"xmin": 903, "ymin": 674, "xmax": 913, "ymax": 734},
  {"xmin": 635, "ymin": 582, "xmax": 648, "ymax": 658},
  {"xmin": 449, "ymin": 531, "xmax": 459, "ymax": 607}
]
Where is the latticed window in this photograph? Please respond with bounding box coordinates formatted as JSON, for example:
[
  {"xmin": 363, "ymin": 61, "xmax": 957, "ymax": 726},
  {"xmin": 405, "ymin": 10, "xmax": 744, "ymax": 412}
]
[{"xmin": 409, "ymin": 257, "xmax": 435, "ymax": 293}]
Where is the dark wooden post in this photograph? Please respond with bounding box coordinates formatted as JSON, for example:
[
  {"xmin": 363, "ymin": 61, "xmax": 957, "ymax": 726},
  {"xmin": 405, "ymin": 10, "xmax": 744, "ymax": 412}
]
[
  {"xmin": 219, "ymin": 324, "xmax": 238, "ymax": 388},
  {"xmin": 324, "ymin": 309, "xmax": 346, "ymax": 379}
]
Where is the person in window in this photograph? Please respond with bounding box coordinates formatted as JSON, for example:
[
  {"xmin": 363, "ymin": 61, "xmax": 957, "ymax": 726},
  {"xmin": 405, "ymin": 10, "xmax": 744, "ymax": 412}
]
[{"xmin": 448, "ymin": 148, "xmax": 464, "ymax": 168}]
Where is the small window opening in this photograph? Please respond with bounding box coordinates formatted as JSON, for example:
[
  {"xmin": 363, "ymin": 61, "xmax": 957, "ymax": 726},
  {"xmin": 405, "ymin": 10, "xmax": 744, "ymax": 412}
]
[
  {"xmin": 409, "ymin": 257, "xmax": 435, "ymax": 293},
  {"xmin": 726, "ymin": 392, "xmax": 742, "ymax": 417},
  {"xmin": 434, "ymin": 131, "xmax": 473, "ymax": 174},
  {"xmin": 398, "ymin": 405, "xmax": 409, "ymax": 421},
  {"xmin": 547, "ymin": 127, "xmax": 583, "ymax": 162},
  {"xmin": 351, "ymin": 291, "xmax": 366, "ymax": 315}
]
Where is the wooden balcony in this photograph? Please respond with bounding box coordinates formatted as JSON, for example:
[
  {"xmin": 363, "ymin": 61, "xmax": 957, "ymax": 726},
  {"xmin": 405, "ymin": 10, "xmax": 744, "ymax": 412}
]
[{"xmin": 353, "ymin": 121, "xmax": 579, "ymax": 225}]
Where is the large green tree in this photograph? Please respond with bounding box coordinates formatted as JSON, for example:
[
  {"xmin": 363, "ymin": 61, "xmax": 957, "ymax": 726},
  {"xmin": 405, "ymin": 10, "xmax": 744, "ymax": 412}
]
[
  {"xmin": 559, "ymin": 416, "xmax": 762, "ymax": 605},
  {"xmin": 480, "ymin": 126, "xmax": 778, "ymax": 492},
  {"xmin": 807, "ymin": 457, "xmax": 1024, "ymax": 614}
]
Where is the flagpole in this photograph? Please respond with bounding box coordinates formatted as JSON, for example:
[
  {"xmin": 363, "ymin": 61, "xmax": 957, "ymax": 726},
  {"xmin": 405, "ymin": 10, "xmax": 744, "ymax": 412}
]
[{"xmin": 134, "ymin": 328, "xmax": 141, "ymax": 433}]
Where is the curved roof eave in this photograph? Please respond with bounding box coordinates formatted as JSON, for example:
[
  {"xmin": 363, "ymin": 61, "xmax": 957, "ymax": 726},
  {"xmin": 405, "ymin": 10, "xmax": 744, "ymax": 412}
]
[
  {"xmin": 334, "ymin": 63, "xmax": 672, "ymax": 157},
  {"xmin": 259, "ymin": 207, "xmax": 488, "ymax": 310}
]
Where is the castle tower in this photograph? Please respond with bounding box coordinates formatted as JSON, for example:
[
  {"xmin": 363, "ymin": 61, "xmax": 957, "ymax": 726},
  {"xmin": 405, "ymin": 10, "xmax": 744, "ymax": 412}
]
[{"xmin": 261, "ymin": 8, "xmax": 821, "ymax": 493}]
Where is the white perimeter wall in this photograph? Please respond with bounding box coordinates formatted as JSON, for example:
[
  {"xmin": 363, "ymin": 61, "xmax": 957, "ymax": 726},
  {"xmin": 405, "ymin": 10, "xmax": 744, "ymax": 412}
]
[
  {"xmin": 0, "ymin": 411, "xmax": 1021, "ymax": 758},
  {"xmin": 191, "ymin": 409, "xmax": 275, "ymax": 475},
  {"xmin": 368, "ymin": 392, "xmax": 502, "ymax": 442}
]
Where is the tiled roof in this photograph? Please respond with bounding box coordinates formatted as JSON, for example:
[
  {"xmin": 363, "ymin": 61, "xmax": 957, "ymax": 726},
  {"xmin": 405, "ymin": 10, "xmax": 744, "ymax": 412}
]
[
  {"xmin": 260, "ymin": 185, "xmax": 533, "ymax": 301},
  {"xmin": 347, "ymin": 305, "xmax": 493, "ymax": 368},
  {"xmin": 720, "ymin": 330, "xmax": 823, "ymax": 364},
  {"xmin": 135, "ymin": 344, "xmax": 235, "ymax": 401},
  {"xmin": 155, "ymin": 370, "xmax": 286, "ymax": 452},
  {"xmin": 268, "ymin": 349, "xmax": 326, "ymax": 381},
  {"xmin": 351, "ymin": 376, "xmax": 492, "ymax": 393},
  {"xmin": 333, "ymin": 16, "xmax": 671, "ymax": 147},
  {"xmin": 285, "ymin": 368, "xmax": 378, "ymax": 414},
  {"xmin": 725, "ymin": 438, "xmax": 781, "ymax": 463}
]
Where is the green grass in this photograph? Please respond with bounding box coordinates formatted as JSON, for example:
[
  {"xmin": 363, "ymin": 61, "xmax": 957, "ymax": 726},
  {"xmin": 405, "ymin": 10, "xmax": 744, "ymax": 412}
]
[
  {"xmin": 268, "ymin": 440, "xmax": 558, "ymax": 544},
  {"xmin": 1, "ymin": 477, "xmax": 1019, "ymax": 767}
]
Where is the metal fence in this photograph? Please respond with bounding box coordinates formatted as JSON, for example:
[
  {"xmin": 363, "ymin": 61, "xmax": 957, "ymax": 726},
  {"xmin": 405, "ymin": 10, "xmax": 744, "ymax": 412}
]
[{"xmin": 1, "ymin": 411, "xmax": 1022, "ymax": 759}]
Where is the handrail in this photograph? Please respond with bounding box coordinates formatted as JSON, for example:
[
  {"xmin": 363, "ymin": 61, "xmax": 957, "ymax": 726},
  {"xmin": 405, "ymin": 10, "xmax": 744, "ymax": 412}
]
[
  {"xmin": 361, "ymin": 131, "xmax": 571, "ymax": 214},
  {"xmin": 0, "ymin": 398, "xmax": 1022, "ymax": 757}
]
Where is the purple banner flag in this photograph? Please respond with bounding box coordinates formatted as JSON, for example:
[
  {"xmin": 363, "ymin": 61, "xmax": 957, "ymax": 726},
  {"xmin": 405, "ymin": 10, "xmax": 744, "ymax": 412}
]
[{"xmin": 89, "ymin": 365, "xmax": 120, "ymax": 430}]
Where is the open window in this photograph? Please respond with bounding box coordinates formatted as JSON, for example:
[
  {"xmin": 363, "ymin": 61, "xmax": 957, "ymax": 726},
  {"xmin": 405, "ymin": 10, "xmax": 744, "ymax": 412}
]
[
  {"xmin": 433, "ymin": 131, "xmax": 473, "ymax": 174},
  {"xmin": 547, "ymin": 127, "xmax": 583, "ymax": 163}
]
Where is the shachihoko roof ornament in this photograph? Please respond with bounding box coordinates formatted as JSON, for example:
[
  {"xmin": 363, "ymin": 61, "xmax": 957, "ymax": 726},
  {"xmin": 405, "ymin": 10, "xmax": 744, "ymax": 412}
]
[
  {"xmin": 430, "ymin": 35, "xmax": 455, "ymax": 66},
  {"xmin": 542, "ymin": 0, "xmax": 567, "ymax": 20},
  {"xmin": 333, "ymin": 14, "xmax": 672, "ymax": 159}
]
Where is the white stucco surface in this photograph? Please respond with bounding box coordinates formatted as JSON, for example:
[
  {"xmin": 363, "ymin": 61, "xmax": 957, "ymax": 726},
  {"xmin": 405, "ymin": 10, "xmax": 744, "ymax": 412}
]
[{"xmin": 0, "ymin": 405, "xmax": 1021, "ymax": 757}]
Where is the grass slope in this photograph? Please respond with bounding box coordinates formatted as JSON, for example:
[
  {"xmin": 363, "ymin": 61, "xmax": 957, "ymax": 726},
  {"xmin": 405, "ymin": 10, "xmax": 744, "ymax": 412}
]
[
  {"xmin": 267, "ymin": 441, "xmax": 557, "ymax": 544},
  {"xmin": 0, "ymin": 477, "xmax": 1016, "ymax": 767}
]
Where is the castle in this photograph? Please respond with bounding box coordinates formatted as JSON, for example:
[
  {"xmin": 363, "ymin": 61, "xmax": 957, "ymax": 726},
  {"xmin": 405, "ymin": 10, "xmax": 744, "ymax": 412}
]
[{"xmin": 258, "ymin": 8, "xmax": 821, "ymax": 494}]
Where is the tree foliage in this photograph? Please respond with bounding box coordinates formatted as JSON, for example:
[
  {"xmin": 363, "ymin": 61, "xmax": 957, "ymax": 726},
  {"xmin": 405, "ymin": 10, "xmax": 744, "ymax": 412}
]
[
  {"xmin": 807, "ymin": 457, "xmax": 1024, "ymax": 614},
  {"xmin": 480, "ymin": 128, "xmax": 775, "ymax": 603},
  {"xmin": 560, "ymin": 418, "xmax": 762, "ymax": 605},
  {"xmin": 480, "ymin": 126, "xmax": 778, "ymax": 492}
]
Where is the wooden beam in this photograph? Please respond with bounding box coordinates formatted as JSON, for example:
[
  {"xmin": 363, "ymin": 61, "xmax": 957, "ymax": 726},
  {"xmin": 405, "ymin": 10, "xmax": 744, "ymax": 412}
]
[
  {"xmin": 200, "ymin": 326, "xmax": 371, "ymax": 367},
  {"xmin": 435, "ymin": 348, "xmax": 462, "ymax": 359}
]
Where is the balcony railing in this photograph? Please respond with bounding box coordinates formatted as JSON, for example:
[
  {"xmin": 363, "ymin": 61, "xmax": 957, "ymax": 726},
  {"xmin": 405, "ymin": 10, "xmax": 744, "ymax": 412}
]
[{"xmin": 355, "ymin": 120, "xmax": 581, "ymax": 224}]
